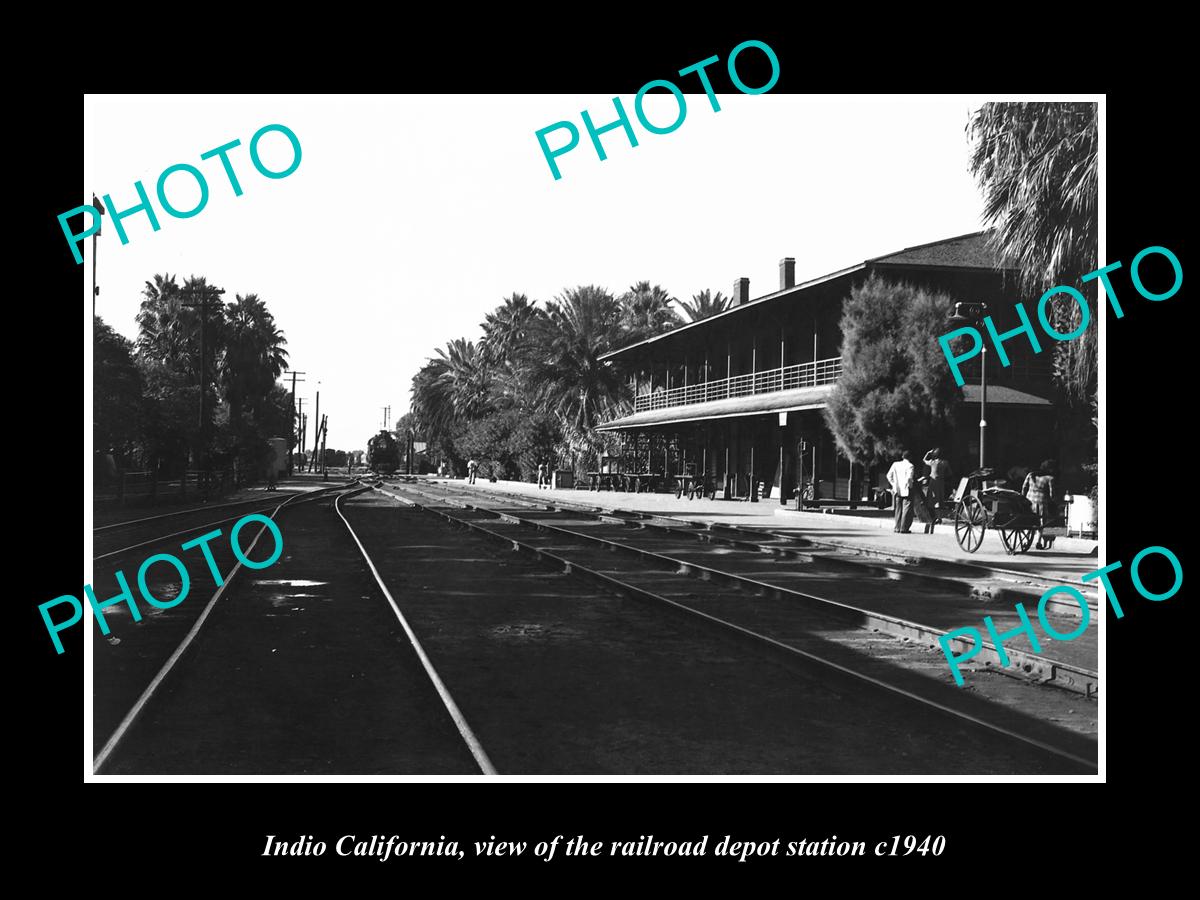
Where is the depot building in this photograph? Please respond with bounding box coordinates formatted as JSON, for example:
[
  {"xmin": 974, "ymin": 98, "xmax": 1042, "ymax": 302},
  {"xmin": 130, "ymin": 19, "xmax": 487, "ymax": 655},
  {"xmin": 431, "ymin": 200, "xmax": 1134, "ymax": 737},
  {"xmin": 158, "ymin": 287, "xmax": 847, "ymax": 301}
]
[{"xmin": 597, "ymin": 232, "xmax": 1056, "ymax": 503}]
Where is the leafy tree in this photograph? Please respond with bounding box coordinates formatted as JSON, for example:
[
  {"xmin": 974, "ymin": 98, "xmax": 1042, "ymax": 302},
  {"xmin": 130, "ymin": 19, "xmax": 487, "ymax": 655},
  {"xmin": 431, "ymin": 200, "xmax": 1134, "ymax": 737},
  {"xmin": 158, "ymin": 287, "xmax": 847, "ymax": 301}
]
[
  {"xmin": 452, "ymin": 410, "xmax": 521, "ymax": 479},
  {"xmin": 678, "ymin": 289, "xmax": 730, "ymax": 322},
  {"xmin": 391, "ymin": 412, "xmax": 424, "ymax": 442},
  {"xmin": 824, "ymin": 276, "xmax": 961, "ymax": 464},
  {"xmin": 136, "ymin": 359, "xmax": 199, "ymax": 476},
  {"xmin": 505, "ymin": 410, "xmax": 561, "ymax": 481},
  {"xmin": 451, "ymin": 409, "xmax": 561, "ymax": 481},
  {"xmin": 129, "ymin": 272, "xmax": 292, "ymax": 485},
  {"xmin": 94, "ymin": 317, "xmax": 144, "ymax": 465},
  {"xmin": 618, "ymin": 281, "xmax": 681, "ymax": 342},
  {"xmin": 967, "ymin": 102, "xmax": 1098, "ymax": 406}
]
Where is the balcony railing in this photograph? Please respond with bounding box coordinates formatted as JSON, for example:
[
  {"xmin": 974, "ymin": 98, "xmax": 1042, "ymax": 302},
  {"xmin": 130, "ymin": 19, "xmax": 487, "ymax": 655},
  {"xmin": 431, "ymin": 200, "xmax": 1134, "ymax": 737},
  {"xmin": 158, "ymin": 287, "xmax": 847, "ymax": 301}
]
[{"xmin": 633, "ymin": 356, "xmax": 843, "ymax": 413}]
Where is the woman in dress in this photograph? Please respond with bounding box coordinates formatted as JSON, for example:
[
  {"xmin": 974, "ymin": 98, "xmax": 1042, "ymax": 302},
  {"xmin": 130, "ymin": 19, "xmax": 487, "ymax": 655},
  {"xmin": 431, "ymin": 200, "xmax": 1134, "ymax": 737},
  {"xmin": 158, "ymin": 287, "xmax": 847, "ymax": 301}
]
[{"xmin": 1024, "ymin": 459, "xmax": 1060, "ymax": 549}]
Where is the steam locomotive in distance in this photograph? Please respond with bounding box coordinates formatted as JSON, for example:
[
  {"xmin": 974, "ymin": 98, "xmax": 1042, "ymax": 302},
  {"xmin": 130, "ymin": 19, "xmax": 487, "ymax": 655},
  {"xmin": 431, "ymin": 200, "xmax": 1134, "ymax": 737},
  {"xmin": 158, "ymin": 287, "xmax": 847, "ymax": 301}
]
[{"xmin": 367, "ymin": 429, "xmax": 401, "ymax": 474}]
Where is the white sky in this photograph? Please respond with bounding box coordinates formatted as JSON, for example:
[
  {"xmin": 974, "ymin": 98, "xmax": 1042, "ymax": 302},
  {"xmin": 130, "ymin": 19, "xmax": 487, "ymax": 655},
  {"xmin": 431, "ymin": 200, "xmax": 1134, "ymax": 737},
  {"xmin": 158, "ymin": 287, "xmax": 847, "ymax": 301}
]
[{"xmin": 83, "ymin": 94, "xmax": 993, "ymax": 452}]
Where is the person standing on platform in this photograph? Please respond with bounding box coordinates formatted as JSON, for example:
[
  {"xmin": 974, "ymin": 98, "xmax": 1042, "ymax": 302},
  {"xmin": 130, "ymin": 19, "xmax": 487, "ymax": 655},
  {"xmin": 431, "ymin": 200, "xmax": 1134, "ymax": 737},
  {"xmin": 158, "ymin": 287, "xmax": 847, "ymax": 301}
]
[
  {"xmin": 913, "ymin": 455, "xmax": 936, "ymax": 534},
  {"xmin": 924, "ymin": 447, "xmax": 953, "ymax": 523},
  {"xmin": 886, "ymin": 450, "xmax": 916, "ymax": 534},
  {"xmin": 1024, "ymin": 459, "xmax": 1060, "ymax": 549},
  {"xmin": 467, "ymin": 458, "xmax": 478, "ymax": 485},
  {"xmin": 537, "ymin": 460, "xmax": 549, "ymax": 490}
]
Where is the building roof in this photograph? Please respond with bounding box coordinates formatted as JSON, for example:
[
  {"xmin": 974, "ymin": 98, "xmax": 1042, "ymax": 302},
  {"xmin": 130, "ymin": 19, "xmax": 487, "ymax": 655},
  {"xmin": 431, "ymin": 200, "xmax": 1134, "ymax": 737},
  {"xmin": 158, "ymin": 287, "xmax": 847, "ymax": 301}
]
[
  {"xmin": 599, "ymin": 265, "xmax": 862, "ymax": 362},
  {"xmin": 599, "ymin": 382, "xmax": 1051, "ymax": 431},
  {"xmin": 868, "ymin": 231, "xmax": 1014, "ymax": 270},
  {"xmin": 598, "ymin": 384, "xmax": 836, "ymax": 430},
  {"xmin": 600, "ymin": 231, "xmax": 1012, "ymax": 362},
  {"xmin": 962, "ymin": 384, "xmax": 1051, "ymax": 407}
]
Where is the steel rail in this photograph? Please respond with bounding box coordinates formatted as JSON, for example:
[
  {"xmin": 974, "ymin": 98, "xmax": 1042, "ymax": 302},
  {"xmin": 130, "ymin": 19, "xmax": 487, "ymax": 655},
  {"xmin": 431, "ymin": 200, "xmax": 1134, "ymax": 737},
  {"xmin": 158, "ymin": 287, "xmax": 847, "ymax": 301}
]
[
  {"xmin": 374, "ymin": 483, "xmax": 1096, "ymax": 772},
  {"xmin": 406, "ymin": 480, "xmax": 1096, "ymax": 619},
  {"xmin": 92, "ymin": 484, "xmax": 353, "ymax": 774},
  {"xmin": 94, "ymin": 485, "xmax": 347, "ymax": 563},
  {"xmin": 334, "ymin": 490, "xmax": 497, "ymax": 775},
  {"xmin": 415, "ymin": 478, "xmax": 1094, "ymax": 601},
  {"xmin": 93, "ymin": 489, "xmax": 334, "ymax": 533}
]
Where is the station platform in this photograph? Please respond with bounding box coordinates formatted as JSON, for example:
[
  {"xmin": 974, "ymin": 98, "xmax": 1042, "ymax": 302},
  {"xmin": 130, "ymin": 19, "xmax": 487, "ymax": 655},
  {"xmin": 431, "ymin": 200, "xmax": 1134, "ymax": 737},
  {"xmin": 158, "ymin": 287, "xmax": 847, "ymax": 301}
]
[{"xmin": 427, "ymin": 478, "xmax": 1103, "ymax": 588}]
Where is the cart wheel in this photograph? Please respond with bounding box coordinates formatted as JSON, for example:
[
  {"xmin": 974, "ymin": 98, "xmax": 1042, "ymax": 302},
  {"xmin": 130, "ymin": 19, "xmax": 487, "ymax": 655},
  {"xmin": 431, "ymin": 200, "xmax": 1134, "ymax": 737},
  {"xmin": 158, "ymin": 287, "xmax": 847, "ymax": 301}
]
[
  {"xmin": 999, "ymin": 528, "xmax": 1022, "ymax": 555},
  {"xmin": 954, "ymin": 497, "xmax": 986, "ymax": 553},
  {"xmin": 1018, "ymin": 528, "xmax": 1037, "ymax": 553}
]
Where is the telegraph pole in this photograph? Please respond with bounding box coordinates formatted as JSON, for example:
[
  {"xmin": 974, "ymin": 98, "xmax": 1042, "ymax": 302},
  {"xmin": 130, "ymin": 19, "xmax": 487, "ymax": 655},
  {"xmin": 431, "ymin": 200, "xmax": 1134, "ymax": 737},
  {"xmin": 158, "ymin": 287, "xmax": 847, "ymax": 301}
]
[
  {"xmin": 91, "ymin": 195, "xmax": 105, "ymax": 318},
  {"xmin": 298, "ymin": 409, "xmax": 307, "ymax": 470},
  {"xmin": 181, "ymin": 280, "xmax": 225, "ymax": 490},
  {"xmin": 286, "ymin": 370, "xmax": 306, "ymax": 476},
  {"xmin": 320, "ymin": 415, "xmax": 328, "ymax": 476},
  {"xmin": 309, "ymin": 383, "xmax": 321, "ymax": 472}
]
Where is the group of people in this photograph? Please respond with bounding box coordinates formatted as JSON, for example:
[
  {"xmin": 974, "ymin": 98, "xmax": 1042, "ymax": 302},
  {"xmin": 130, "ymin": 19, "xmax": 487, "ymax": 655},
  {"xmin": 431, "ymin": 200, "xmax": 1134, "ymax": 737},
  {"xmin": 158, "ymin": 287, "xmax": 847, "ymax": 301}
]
[
  {"xmin": 465, "ymin": 458, "xmax": 553, "ymax": 488},
  {"xmin": 886, "ymin": 449, "xmax": 1062, "ymax": 545},
  {"xmin": 886, "ymin": 448, "xmax": 952, "ymax": 534}
]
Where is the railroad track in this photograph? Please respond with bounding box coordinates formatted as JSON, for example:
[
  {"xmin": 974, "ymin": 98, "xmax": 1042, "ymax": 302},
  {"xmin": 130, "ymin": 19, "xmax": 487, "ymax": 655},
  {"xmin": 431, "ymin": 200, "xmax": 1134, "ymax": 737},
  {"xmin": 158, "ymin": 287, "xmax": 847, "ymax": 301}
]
[
  {"xmin": 92, "ymin": 482, "xmax": 357, "ymax": 773},
  {"xmin": 407, "ymin": 479, "xmax": 1096, "ymax": 608},
  {"xmin": 94, "ymin": 490, "xmax": 312, "ymax": 534},
  {"xmin": 92, "ymin": 480, "xmax": 1096, "ymax": 774},
  {"xmin": 394, "ymin": 479, "xmax": 1097, "ymax": 659},
  {"xmin": 372, "ymin": 479, "xmax": 1097, "ymax": 772}
]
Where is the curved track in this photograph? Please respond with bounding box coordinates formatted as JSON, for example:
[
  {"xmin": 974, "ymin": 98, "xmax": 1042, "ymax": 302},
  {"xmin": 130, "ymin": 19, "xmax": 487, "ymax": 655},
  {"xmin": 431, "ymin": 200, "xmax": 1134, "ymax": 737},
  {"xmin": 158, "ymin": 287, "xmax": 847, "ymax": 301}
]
[{"xmin": 93, "ymin": 484, "xmax": 349, "ymax": 772}]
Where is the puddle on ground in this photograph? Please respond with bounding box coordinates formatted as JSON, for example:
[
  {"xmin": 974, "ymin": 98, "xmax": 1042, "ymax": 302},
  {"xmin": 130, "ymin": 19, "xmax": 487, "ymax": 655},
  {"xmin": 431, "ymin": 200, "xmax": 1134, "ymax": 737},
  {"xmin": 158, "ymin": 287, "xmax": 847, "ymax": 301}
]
[
  {"xmin": 101, "ymin": 581, "xmax": 182, "ymax": 618},
  {"xmin": 253, "ymin": 579, "xmax": 328, "ymax": 587},
  {"xmin": 490, "ymin": 623, "xmax": 581, "ymax": 641}
]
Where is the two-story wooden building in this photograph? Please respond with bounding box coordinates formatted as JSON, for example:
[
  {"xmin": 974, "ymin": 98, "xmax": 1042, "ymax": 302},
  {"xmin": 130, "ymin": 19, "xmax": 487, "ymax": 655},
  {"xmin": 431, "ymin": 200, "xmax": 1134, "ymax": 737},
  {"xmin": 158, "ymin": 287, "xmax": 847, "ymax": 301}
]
[{"xmin": 597, "ymin": 232, "xmax": 1057, "ymax": 503}]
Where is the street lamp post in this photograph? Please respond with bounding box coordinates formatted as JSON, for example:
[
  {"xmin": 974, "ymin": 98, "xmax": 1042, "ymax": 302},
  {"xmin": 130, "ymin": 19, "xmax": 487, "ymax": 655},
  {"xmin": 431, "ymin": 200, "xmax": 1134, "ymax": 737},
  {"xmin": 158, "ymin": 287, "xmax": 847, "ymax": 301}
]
[{"xmin": 947, "ymin": 301, "xmax": 989, "ymax": 469}]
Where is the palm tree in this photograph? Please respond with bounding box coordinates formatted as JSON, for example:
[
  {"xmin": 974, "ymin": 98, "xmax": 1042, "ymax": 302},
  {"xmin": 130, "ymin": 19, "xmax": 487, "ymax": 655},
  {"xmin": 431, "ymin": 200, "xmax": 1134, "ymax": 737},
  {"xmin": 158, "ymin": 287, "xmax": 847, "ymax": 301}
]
[
  {"xmin": 678, "ymin": 289, "xmax": 731, "ymax": 322},
  {"xmin": 618, "ymin": 280, "xmax": 681, "ymax": 342},
  {"xmin": 525, "ymin": 286, "xmax": 628, "ymax": 442},
  {"xmin": 967, "ymin": 102, "xmax": 1098, "ymax": 405},
  {"xmin": 410, "ymin": 338, "xmax": 493, "ymax": 443},
  {"xmin": 221, "ymin": 293, "xmax": 289, "ymax": 421},
  {"xmin": 480, "ymin": 293, "xmax": 541, "ymax": 366},
  {"xmin": 136, "ymin": 273, "xmax": 194, "ymax": 367}
]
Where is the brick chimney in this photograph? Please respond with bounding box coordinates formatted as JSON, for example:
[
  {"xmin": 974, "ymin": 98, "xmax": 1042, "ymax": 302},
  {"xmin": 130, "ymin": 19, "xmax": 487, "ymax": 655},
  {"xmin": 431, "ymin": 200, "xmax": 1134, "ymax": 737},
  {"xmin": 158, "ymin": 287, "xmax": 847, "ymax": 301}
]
[
  {"xmin": 780, "ymin": 257, "xmax": 795, "ymax": 290},
  {"xmin": 733, "ymin": 277, "xmax": 750, "ymax": 305}
]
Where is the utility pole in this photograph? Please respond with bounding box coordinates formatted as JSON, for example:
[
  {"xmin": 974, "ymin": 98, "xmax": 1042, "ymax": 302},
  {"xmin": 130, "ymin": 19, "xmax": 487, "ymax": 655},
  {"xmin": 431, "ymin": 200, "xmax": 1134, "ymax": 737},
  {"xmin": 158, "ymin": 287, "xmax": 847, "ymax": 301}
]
[
  {"xmin": 309, "ymin": 383, "xmax": 321, "ymax": 472},
  {"xmin": 181, "ymin": 280, "xmax": 226, "ymax": 491},
  {"xmin": 298, "ymin": 410, "xmax": 307, "ymax": 470},
  {"xmin": 286, "ymin": 370, "xmax": 306, "ymax": 476},
  {"xmin": 91, "ymin": 195, "xmax": 105, "ymax": 319},
  {"xmin": 320, "ymin": 414, "xmax": 328, "ymax": 476},
  {"xmin": 297, "ymin": 398, "xmax": 307, "ymax": 466}
]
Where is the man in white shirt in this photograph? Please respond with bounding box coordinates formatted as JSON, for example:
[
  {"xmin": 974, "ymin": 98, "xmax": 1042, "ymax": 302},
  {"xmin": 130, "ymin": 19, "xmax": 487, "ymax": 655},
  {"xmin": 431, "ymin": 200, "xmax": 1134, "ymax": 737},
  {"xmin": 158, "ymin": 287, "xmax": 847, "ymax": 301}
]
[{"xmin": 886, "ymin": 450, "xmax": 915, "ymax": 533}]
